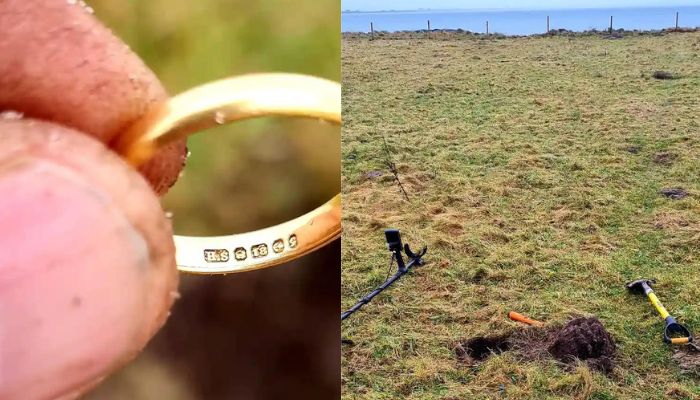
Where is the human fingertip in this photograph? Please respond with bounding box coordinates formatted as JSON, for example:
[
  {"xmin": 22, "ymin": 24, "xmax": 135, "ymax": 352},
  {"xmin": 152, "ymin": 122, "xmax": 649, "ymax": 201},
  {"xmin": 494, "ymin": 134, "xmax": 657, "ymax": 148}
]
[{"xmin": 0, "ymin": 120, "xmax": 178, "ymax": 399}]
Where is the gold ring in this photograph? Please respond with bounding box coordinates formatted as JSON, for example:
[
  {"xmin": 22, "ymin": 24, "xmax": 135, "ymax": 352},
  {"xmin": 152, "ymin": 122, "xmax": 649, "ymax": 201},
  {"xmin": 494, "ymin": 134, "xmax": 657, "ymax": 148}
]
[{"xmin": 115, "ymin": 73, "xmax": 341, "ymax": 274}]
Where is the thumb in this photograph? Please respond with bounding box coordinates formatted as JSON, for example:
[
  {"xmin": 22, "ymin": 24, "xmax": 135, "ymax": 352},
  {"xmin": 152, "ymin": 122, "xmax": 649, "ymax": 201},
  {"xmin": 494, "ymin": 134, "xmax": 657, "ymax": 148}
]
[{"xmin": 0, "ymin": 119, "xmax": 178, "ymax": 399}]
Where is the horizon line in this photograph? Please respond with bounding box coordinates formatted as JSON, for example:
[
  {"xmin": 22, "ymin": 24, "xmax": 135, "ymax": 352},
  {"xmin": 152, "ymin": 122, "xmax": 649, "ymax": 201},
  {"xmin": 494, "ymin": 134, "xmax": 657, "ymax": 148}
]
[{"xmin": 342, "ymin": 4, "xmax": 699, "ymax": 14}]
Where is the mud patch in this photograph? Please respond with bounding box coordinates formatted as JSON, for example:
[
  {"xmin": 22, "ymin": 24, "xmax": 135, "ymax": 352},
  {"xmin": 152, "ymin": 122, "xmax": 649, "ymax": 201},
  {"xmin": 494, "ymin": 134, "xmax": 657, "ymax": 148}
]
[
  {"xmin": 624, "ymin": 145, "xmax": 640, "ymax": 154},
  {"xmin": 454, "ymin": 317, "xmax": 616, "ymax": 374},
  {"xmin": 672, "ymin": 345, "xmax": 700, "ymax": 376},
  {"xmin": 653, "ymin": 151, "xmax": 677, "ymax": 166},
  {"xmin": 364, "ymin": 170, "xmax": 384, "ymax": 180},
  {"xmin": 660, "ymin": 188, "xmax": 689, "ymax": 200},
  {"xmin": 653, "ymin": 70, "xmax": 676, "ymax": 80}
]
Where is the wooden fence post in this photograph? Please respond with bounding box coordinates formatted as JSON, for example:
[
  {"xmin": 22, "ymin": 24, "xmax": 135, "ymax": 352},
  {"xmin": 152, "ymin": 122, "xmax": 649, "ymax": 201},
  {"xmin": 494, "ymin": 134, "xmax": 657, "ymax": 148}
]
[
  {"xmin": 486, "ymin": 20, "xmax": 489, "ymax": 35},
  {"xmin": 427, "ymin": 19, "xmax": 431, "ymax": 39},
  {"xmin": 675, "ymin": 12, "xmax": 679, "ymax": 30},
  {"xmin": 370, "ymin": 22, "xmax": 374, "ymax": 40},
  {"xmin": 609, "ymin": 15, "xmax": 613, "ymax": 33},
  {"xmin": 547, "ymin": 15, "xmax": 550, "ymax": 33}
]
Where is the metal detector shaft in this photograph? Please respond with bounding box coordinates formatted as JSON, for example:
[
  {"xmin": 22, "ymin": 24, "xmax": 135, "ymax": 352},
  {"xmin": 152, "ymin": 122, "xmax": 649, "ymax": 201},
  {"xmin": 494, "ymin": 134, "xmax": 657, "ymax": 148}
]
[
  {"xmin": 341, "ymin": 229, "xmax": 426, "ymax": 321},
  {"xmin": 341, "ymin": 257, "xmax": 420, "ymax": 321}
]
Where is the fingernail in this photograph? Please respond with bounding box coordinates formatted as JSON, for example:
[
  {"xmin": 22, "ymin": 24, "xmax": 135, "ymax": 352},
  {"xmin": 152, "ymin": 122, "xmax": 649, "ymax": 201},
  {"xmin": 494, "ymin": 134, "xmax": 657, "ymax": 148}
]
[{"xmin": 0, "ymin": 158, "xmax": 152, "ymax": 399}]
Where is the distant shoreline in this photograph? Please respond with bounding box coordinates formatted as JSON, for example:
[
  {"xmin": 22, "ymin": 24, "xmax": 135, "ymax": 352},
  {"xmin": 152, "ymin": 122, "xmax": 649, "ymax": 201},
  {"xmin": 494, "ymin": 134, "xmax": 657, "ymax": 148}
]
[
  {"xmin": 342, "ymin": 6, "xmax": 700, "ymax": 36},
  {"xmin": 342, "ymin": 5, "xmax": 699, "ymax": 14},
  {"xmin": 341, "ymin": 27, "xmax": 699, "ymax": 39}
]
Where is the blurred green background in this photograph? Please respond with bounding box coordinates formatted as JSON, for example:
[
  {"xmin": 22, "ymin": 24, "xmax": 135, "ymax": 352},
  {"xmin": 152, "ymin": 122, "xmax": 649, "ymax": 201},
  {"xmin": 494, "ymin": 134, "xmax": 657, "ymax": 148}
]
[{"xmin": 84, "ymin": 1, "xmax": 339, "ymax": 399}]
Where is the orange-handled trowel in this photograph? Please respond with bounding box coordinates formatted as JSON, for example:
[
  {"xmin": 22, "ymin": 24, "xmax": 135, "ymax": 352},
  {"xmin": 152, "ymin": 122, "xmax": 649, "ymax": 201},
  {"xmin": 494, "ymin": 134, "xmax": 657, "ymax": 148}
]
[{"xmin": 508, "ymin": 311, "xmax": 544, "ymax": 327}]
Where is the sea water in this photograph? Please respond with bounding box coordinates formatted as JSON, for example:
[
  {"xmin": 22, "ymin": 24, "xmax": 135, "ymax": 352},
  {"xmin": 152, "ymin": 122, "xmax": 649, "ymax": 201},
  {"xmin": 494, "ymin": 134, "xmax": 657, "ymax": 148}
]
[{"xmin": 342, "ymin": 6, "xmax": 700, "ymax": 35}]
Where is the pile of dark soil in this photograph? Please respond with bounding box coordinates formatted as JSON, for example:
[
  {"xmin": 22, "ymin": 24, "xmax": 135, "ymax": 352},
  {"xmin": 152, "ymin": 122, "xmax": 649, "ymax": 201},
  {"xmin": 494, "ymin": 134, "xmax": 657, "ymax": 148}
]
[
  {"xmin": 547, "ymin": 317, "xmax": 616, "ymax": 374},
  {"xmin": 454, "ymin": 317, "xmax": 617, "ymax": 374}
]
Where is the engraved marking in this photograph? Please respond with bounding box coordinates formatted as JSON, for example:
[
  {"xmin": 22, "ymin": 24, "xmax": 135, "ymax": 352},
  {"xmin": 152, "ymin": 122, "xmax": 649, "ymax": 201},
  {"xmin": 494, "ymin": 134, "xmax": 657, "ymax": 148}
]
[
  {"xmin": 234, "ymin": 247, "xmax": 247, "ymax": 261},
  {"xmin": 204, "ymin": 249, "xmax": 230, "ymax": 263},
  {"xmin": 251, "ymin": 243, "xmax": 269, "ymax": 258},
  {"xmin": 272, "ymin": 239, "xmax": 285, "ymax": 253},
  {"xmin": 288, "ymin": 234, "xmax": 298, "ymax": 249}
]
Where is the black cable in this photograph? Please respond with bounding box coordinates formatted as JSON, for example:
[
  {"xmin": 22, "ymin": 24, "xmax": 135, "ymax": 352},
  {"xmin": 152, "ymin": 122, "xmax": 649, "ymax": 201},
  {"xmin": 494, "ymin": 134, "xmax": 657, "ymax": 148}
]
[
  {"xmin": 385, "ymin": 253, "xmax": 396, "ymax": 281},
  {"xmin": 341, "ymin": 230, "xmax": 427, "ymax": 322},
  {"xmin": 341, "ymin": 251, "xmax": 425, "ymax": 321}
]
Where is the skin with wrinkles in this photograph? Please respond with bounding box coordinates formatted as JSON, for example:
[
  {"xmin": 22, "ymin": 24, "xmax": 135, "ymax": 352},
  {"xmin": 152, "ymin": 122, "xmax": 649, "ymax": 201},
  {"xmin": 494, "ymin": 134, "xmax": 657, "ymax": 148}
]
[{"xmin": 0, "ymin": 0, "xmax": 186, "ymax": 194}]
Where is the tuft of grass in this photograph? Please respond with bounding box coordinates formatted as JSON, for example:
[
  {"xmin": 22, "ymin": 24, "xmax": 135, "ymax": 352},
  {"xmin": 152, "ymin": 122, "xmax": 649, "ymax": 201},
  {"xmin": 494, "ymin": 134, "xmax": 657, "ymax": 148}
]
[{"xmin": 342, "ymin": 32, "xmax": 700, "ymax": 399}]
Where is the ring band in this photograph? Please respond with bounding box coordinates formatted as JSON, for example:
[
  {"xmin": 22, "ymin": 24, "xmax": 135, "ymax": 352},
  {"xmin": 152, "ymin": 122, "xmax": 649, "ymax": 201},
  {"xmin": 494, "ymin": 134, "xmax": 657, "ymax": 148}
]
[{"xmin": 115, "ymin": 73, "xmax": 341, "ymax": 274}]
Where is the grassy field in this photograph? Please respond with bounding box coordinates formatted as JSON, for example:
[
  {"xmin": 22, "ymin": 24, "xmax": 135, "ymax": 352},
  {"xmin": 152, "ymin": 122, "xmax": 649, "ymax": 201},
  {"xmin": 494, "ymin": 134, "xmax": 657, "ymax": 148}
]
[{"xmin": 341, "ymin": 32, "xmax": 700, "ymax": 399}]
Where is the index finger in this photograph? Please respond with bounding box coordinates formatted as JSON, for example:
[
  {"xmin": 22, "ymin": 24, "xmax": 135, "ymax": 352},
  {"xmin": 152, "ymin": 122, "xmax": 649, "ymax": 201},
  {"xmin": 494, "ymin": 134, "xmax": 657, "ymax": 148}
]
[{"xmin": 0, "ymin": 0, "xmax": 185, "ymax": 194}]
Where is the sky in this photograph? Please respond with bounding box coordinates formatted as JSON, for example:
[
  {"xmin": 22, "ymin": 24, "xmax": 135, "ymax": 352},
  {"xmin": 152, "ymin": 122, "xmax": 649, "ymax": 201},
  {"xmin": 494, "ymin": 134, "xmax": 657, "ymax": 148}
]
[{"xmin": 342, "ymin": 0, "xmax": 700, "ymax": 12}]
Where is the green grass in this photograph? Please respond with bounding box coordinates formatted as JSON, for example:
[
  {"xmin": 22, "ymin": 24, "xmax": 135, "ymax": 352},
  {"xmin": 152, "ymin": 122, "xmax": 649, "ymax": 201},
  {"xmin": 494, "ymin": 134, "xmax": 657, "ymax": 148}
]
[{"xmin": 341, "ymin": 32, "xmax": 700, "ymax": 399}]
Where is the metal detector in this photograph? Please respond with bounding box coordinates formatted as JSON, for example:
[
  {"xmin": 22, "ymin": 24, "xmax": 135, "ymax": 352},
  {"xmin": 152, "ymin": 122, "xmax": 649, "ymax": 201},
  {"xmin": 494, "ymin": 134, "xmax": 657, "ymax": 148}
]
[{"xmin": 341, "ymin": 229, "xmax": 427, "ymax": 321}]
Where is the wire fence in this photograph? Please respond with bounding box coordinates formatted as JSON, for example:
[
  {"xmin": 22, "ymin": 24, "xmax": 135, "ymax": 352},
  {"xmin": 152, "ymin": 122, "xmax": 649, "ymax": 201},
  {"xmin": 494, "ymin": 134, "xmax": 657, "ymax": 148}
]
[{"xmin": 357, "ymin": 11, "xmax": 695, "ymax": 39}]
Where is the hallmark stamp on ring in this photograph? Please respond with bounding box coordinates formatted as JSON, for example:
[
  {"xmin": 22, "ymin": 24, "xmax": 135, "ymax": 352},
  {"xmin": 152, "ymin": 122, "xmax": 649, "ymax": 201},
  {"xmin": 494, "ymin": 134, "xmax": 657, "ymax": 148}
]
[
  {"xmin": 272, "ymin": 239, "xmax": 285, "ymax": 253},
  {"xmin": 288, "ymin": 234, "xmax": 298, "ymax": 249},
  {"xmin": 234, "ymin": 247, "xmax": 247, "ymax": 261},
  {"xmin": 251, "ymin": 243, "xmax": 269, "ymax": 258},
  {"xmin": 203, "ymin": 249, "xmax": 230, "ymax": 263}
]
